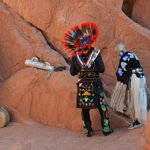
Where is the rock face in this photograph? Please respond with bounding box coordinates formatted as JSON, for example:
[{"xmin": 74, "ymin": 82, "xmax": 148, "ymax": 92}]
[
  {"xmin": 132, "ymin": 0, "xmax": 150, "ymax": 29},
  {"xmin": 2, "ymin": 0, "xmax": 150, "ymax": 85},
  {"xmin": 0, "ymin": 0, "xmax": 150, "ymax": 132},
  {"xmin": 142, "ymin": 111, "xmax": 150, "ymax": 150},
  {"xmin": 122, "ymin": 0, "xmax": 136, "ymax": 18},
  {"xmin": 0, "ymin": 1, "xmax": 66, "ymax": 80}
]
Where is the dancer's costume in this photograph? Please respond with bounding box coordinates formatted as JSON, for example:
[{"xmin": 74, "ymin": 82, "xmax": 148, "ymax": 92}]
[
  {"xmin": 62, "ymin": 22, "xmax": 113, "ymax": 136},
  {"xmin": 110, "ymin": 51, "xmax": 147, "ymax": 124}
]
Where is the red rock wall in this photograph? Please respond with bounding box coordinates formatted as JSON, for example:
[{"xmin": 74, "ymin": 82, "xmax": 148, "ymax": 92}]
[
  {"xmin": 122, "ymin": 0, "xmax": 136, "ymax": 18},
  {"xmin": 0, "ymin": 0, "xmax": 150, "ymax": 132},
  {"xmin": 2, "ymin": 0, "xmax": 150, "ymax": 84},
  {"xmin": 0, "ymin": 1, "xmax": 67, "ymax": 80},
  {"xmin": 142, "ymin": 111, "xmax": 150, "ymax": 150},
  {"xmin": 132, "ymin": 0, "xmax": 150, "ymax": 30}
]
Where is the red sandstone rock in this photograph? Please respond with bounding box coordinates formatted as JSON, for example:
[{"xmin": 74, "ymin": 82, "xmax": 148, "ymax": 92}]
[
  {"xmin": 142, "ymin": 111, "xmax": 150, "ymax": 150},
  {"xmin": 1, "ymin": 0, "xmax": 115, "ymax": 57},
  {"xmin": 0, "ymin": 0, "xmax": 150, "ymax": 134},
  {"xmin": 2, "ymin": 0, "xmax": 150, "ymax": 86},
  {"xmin": 0, "ymin": 1, "xmax": 66, "ymax": 80},
  {"xmin": 132, "ymin": 0, "xmax": 150, "ymax": 30}
]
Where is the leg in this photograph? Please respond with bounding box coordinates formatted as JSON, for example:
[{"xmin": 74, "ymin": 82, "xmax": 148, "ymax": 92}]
[
  {"xmin": 81, "ymin": 109, "xmax": 93, "ymax": 137},
  {"xmin": 98, "ymin": 95, "xmax": 113, "ymax": 136}
]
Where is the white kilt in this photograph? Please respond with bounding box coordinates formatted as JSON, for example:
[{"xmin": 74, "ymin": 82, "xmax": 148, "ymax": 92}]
[{"xmin": 110, "ymin": 74, "xmax": 147, "ymax": 124}]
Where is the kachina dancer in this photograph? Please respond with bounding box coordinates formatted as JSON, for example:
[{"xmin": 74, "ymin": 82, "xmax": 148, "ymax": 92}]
[
  {"xmin": 110, "ymin": 42, "xmax": 147, "ymax": 129},
  {"xmin": 62, "ymin": 22, "xmax": 113, "ymax": 136}
]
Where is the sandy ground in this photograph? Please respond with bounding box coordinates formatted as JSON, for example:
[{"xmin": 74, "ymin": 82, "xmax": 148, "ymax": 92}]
[{"xmin": 0, "ymin": 122, "xmax": 145, "ymax": 150}]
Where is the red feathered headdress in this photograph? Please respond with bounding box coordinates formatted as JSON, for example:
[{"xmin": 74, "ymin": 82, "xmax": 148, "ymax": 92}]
[{"xmin": 62, "ymin": 22, "xmax": 99, "ymax": 56}]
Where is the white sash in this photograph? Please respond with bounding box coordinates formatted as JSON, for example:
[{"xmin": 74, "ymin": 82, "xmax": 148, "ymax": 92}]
[{"xmin": 76, "ymin": 48, "xmax": 100, "ymax": 68}]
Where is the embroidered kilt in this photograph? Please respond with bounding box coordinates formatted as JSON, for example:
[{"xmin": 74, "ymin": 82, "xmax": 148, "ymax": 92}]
[{"xmin": 76, "ymin": 78, "xmax": 103, "ymax": 109}]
